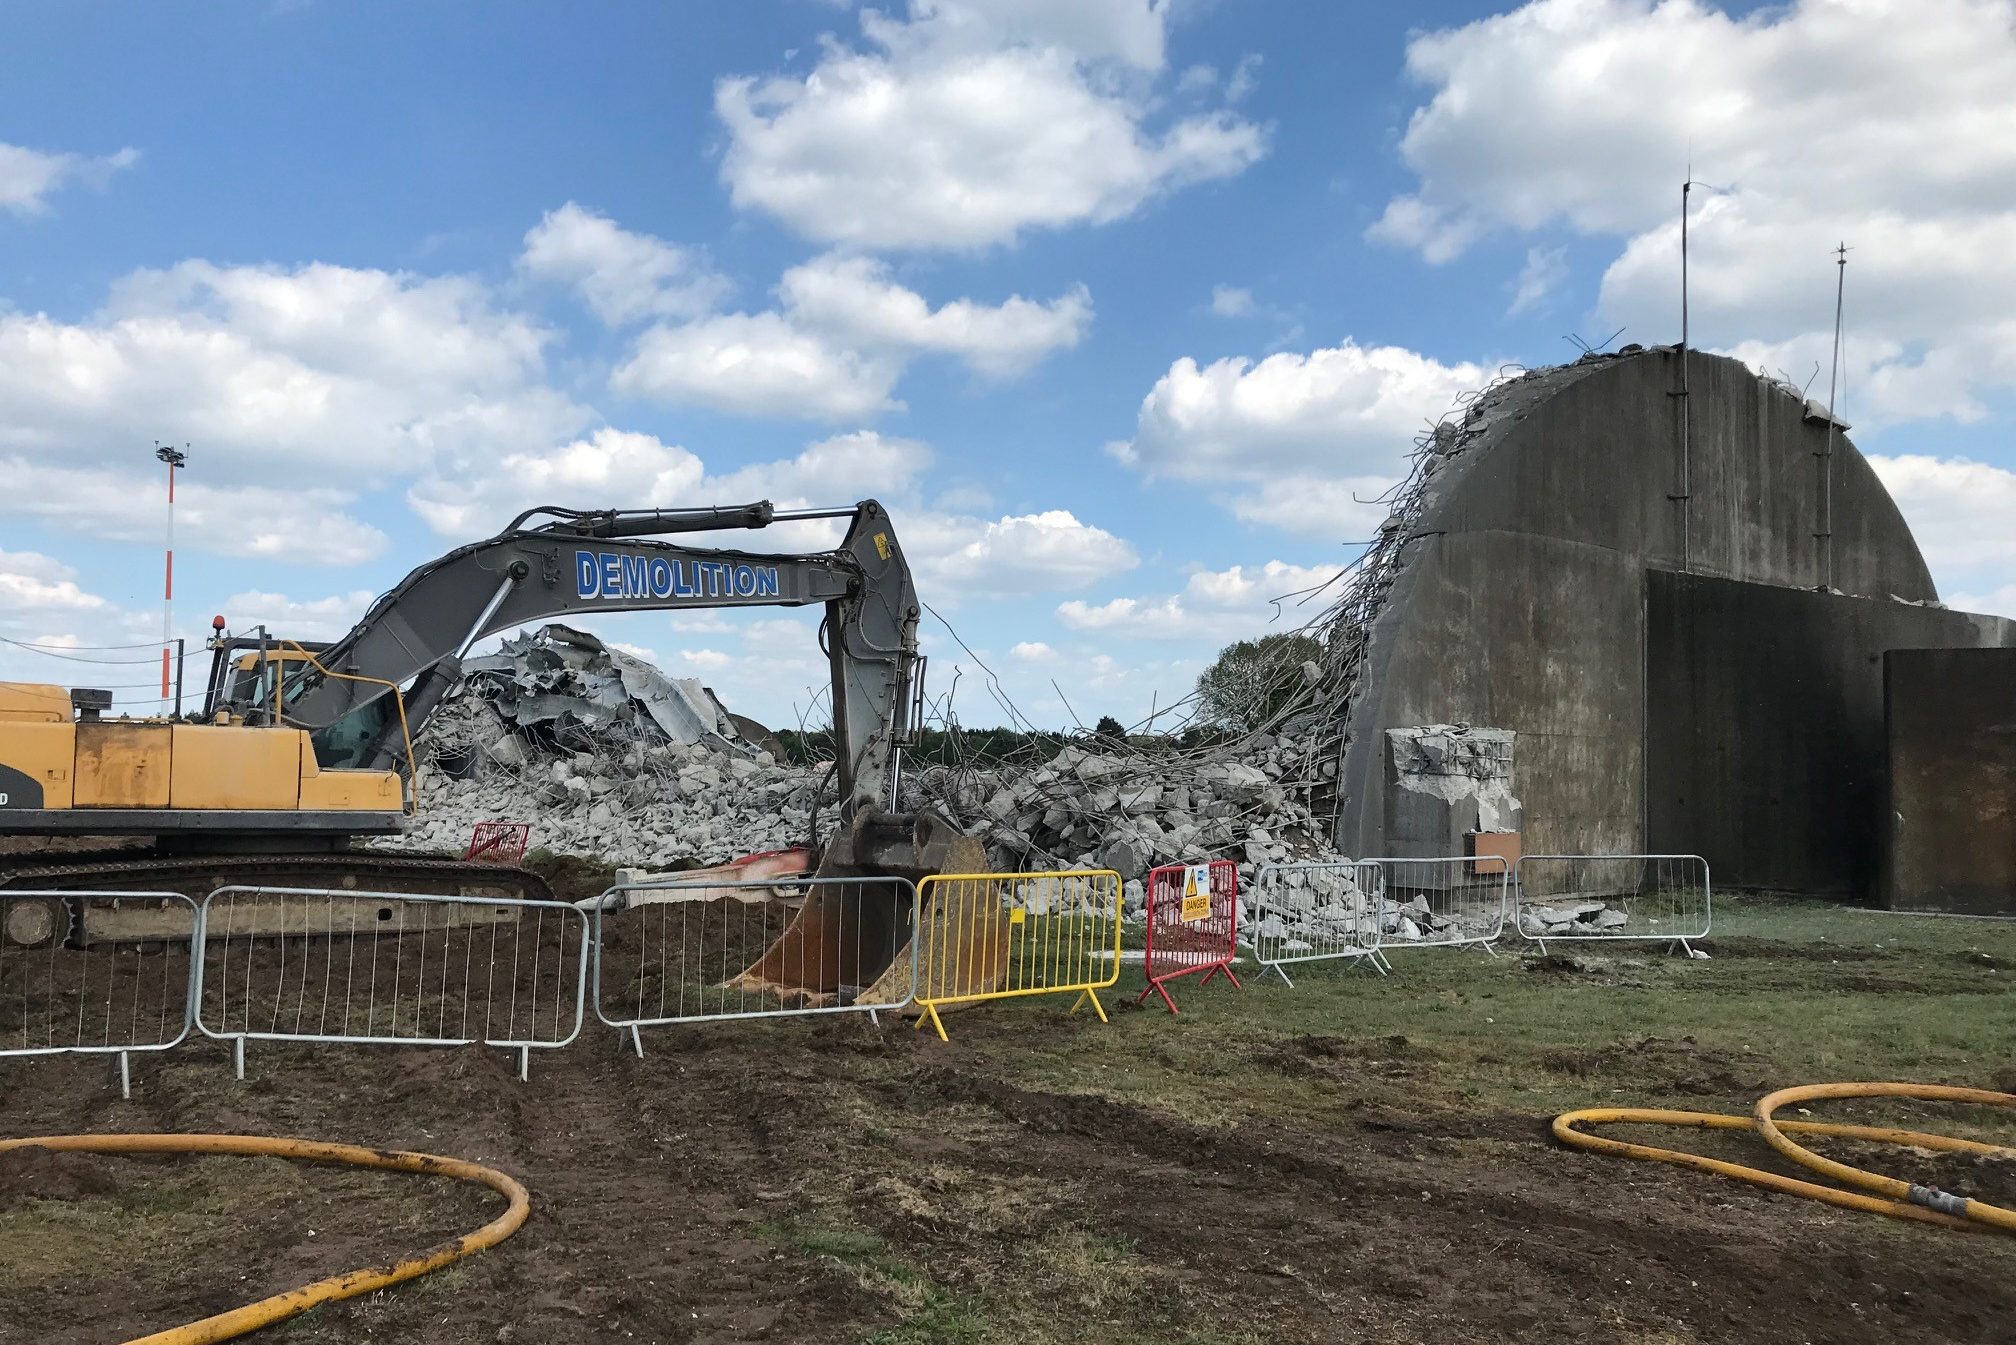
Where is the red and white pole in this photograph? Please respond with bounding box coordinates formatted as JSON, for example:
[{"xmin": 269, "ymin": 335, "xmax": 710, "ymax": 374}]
[{"xmin": 155, "ymin": 443, "xmax": 188, "ymax": 705}]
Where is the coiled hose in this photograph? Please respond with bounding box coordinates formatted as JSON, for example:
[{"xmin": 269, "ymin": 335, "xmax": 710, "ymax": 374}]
[
  {"xmin": 1554, "ymin": 1082, "xmax": 2016, "ymax": 1233},
  {"xmin": 0, "ymin": 1132, "xmax": 529, "ymax": 1344}
]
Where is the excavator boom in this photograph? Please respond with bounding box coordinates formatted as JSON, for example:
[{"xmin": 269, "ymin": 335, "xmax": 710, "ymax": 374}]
[{"xmin": 1, "ymin": 498, "xmax": 987, "ymax": 1008}]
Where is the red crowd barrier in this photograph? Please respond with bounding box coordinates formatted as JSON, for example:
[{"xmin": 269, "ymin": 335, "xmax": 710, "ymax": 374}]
[
  {"xmin": 1135, "ymin": 859, "xmax": 1241, "ymax": 1014},
  {"xmin": 466, "ymin": 821, "xmax": 532, "ymax": 865}
]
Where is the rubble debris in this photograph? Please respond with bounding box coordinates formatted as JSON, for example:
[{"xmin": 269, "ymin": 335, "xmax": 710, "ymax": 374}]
[
  {"xmin": 1518, "ymin": 901, "xmax": 1628, "ymax": 937},
  {"xmin": 383, "ymin": 626, "xmax": 809, "ymax": 867},
  {"xmin": 1385, "ymin": 724, "xmax": 1523, "ymax": 857},
  {"xmin": 458, "ymin": 624, "xmax": 758, "ymax": 762}
]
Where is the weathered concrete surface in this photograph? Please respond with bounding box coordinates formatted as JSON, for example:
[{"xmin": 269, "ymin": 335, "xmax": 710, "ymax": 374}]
[
  {"xmin": 1644, "ymin": 572, "xmax": 2011, "ymax": 896},
  {"xmin": 1334, "ymin": 347, "xmax": 2016, "ymax": 880},
  {"xmin": 1883, "ymin": 648, "xmax": 2016, "ymax": 913}
]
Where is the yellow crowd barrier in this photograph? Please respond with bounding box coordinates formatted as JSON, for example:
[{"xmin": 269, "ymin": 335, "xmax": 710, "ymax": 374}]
[{"xmin": 912, "ymin": 870, "xmax": 1123, "ymax": 1042}]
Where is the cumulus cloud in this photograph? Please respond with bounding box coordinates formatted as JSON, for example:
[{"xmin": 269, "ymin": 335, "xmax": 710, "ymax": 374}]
[
  {"xmin": 0, "ymin": 259, "xmax": 585, "ymax": 491},
  {"xmin": 1374, "ymin": 0, "xmax": 2016, "ymax": 426},
  {"xmin": 1056, "ymin": 558, "xmax": 1339, "ymax": 639},
  {"xmin": 777, "ymin": 253, "xmax": 1091, "ymax": 377},
  {"xmin": 0, "ymin": 458, "xmax": 390, "ymax": 565},
  {"xmin": 0, "ymin": 141, "xmax": 137, "ymax": 215},
  {"xmin": 1868, "ymin": 453, "xmax": 2016, "ymax": 607},
  {"xmin": 907, "ymin": 509, "xmax": 1138, "ymax": 596},
  {"xmin": 408, "ymin": 428, "xmax": 932, "ymax": 541},
  {"xmin": 0, "ymin": 550, "xmax": 110, "ymax": 617},
  {"xmin": 518, "ymin": 202, "xmax": 730, "ymax": 325},
  {"xmin": 611, "ymin": 311, "xmax": 902, "ymax": 420},
  {"xmin": 713, "ymin": 0, "xmax": 1265, "ymax": 249},
  {"xmin": 1110, "ymin": 340, "xmax": 1484, "ymax": 534},
  {"xmin": 612, "ymin": 252, "xmax": 1092, "ymax": 419},
  {"xmin": 1119, "ymin": 342, "xmax": 1485, "ymax": 483}
]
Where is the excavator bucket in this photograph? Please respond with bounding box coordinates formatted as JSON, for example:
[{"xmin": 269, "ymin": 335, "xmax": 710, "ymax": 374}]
[{"xmin": 729, "ymin": 807, "xmax": 997, "ymax": 1009}]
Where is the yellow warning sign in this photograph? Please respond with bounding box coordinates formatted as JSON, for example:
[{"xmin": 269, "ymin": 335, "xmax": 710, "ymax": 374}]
[{"xmin": 1179, "ymin": 864, "xmax": 1213, "ymax": 922}]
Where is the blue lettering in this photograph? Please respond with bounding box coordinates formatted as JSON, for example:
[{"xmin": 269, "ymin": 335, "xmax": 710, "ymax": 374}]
[
  {"xmin": 732, "ymin": 564, "xmax": 757, "ymax": 597},
  {"xmin": 755, "ymin": 567, "xmax": 780, "ymax": 598},
  {"xmin": 575, "ymin": 551, "xmax": 600, "ymax": 599},
  {"xmin": 600, "ymin": 553, "xmax": 623, "ymax": 596},
  {"xmin": 672, "ymin": 560, "xmax": 695, "ymax": 598},
  {"xmin": 621, "ymin": 554, "xmax": 649, "ymax": 599},
  {"xmin": 648, "ymin": 557, "xmax": 674, "ymax": 598}
]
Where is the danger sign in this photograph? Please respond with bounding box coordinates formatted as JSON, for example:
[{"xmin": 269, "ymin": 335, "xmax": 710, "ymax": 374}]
[{"xmin": 1179, "ymin": 864, "xmax": 1213, "ymax": 922}]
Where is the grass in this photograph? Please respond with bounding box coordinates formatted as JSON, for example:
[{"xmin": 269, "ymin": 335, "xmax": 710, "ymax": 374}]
[
  {"xmin": 760, "ymin": 1218, "xmax": 991, "ymax": 1344},
  {"xmin": 962, "ymin": 894, "xmax": 2016, "ymax": 1138}
]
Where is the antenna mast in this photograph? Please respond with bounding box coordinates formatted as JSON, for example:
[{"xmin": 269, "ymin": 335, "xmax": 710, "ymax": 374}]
[
  {"xmin": 1819, "ymin": 242, "xmax": 1849, "ymax": 590},
  {"xmin": 1673, "ymin": 175, "xmax": 1694, "ymax": 573}
]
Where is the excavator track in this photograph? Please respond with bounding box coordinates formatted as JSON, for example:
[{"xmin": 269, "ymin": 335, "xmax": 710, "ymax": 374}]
[{"xmin": 0, "ymin": 849, "xmax": 556, "ymax": 948}]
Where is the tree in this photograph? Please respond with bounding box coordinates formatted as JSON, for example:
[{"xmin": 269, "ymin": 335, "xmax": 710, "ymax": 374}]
[
  {"xmin": 1093, "ymin": 714, "xmax": 1126, "ymax": 743},
  {"xmin": 1195, "ymin": 633, "xmax": 1322, "ymax": 732}
]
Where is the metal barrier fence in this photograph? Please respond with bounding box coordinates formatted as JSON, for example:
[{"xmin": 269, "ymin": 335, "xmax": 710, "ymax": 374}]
[
  {"xmin": 0, "ymin": 891, "xmax": 197, "ymax": 1098},
  {"xmin": 1136, "ymin": 860, "xmax": 1240, "ymax": 1014},
  {"xmin": 1369, "ymin": 855, "xmax": 1512, "ymax": 955},
  {"xmin": 1249, "ymin": 861, "xmax": 1385, "ymax": 984},
  {"xmin": 195, "ymin": 886, "xmax": 589, "ymax": 1080},
  {"xmin": 912, "ymin": 870, "xmax": 1122, "ymax": 1042},
  {"xmin": 590, "ymin": 875, "xmax": 917, "ymax": 1053},
  {"xmin": 1514, "ymin": 855, "xmax": 1711, "ymax": 953}
]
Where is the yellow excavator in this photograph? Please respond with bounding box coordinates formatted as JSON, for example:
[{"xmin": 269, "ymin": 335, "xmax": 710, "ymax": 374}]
[{"xmin": 0, "ymin": 498, "xmax": 984, "ymax": 1000}]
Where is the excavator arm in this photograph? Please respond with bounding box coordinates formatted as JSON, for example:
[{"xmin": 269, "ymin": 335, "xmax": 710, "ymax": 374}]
[{"xmin": 259, "ymin": 500, "xmax": 920, "ymax": 819}]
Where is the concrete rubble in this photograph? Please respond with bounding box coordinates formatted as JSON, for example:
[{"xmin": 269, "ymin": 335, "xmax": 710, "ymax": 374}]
[{"xmin": 386, "ymin": 638, "xmax": 1558, "ymax": 945}]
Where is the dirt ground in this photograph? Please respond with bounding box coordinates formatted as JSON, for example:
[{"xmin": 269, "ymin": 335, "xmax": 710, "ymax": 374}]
[{"xmin": 4, "ymin": 894, "xmax": 2015, "ymax": 1344}]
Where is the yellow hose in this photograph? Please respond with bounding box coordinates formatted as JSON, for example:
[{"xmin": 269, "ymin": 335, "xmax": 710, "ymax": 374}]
[
  {"xmin": 1554, "ymin": 1082, "xmax": 2016, "ymax": 1234},
  {"xmin": 0, "ymin": 1133, "xmax": 529, "ymax": 1344}
]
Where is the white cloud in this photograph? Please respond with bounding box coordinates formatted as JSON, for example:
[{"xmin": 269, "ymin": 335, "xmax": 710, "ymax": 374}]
[
  {"xmin": 1508, "ymin": 245, "xmax": 1567, "ymax": 316},
  {"xmin": 518, "ymin": 202, "xmax": 729, "ymax": 325},
  {"xmin": 1057, "ymin": 558, "xmax": 1338, "ymax": 639},
  {"xmin": 891, "ymin": 0, "xmax": 1172, "ymax": 69},
  {"xmin": 0, "ymin": 141, "xmax": 137, "ymax": 215},
  {"xmin": 217, "ymin": 588, "xmax": 376, "ymax": 642},
  {"xmin": 1209, "ymin": 285, "xmax": 1257, "ymax": 318},
  {"xmin": 0, "ymin": 550, "xmax": 109, "ymax": 616},
  {"xmin": 1224, "ymin": 53, "xmax": 1262, "ymax": 103},
  {"xmin": 0, "ymin": 458, "xmax": 390, "ymax": 565},
  {"xmin": 1376, "ymin": 0, "xmax": 2016, "ymax": 427},
  {"xmin": 907, "ymin": 509, "xmax": 1138, "ymax": 595},
  {"xmin": 1010, "ymin": 640, "xmax": 1056, "ymax": 660},
  {"xmin": 1868, "ymin": 454, "xmax": 2016, "ymax": 611},
  {"xmin": 1111, "ymin": 340, "xmax": 1486, "ymax": 533},
  {"xmin": 0, "ymin": 260, "xmax": 584, "ymax": 489},
  {"xmin": 407, "ymin": 428, "xmax": 932, "ymax": 542},
  {"xmin": 713, "ymin": 1, "xmax": 1265, "ymax": 249},
  {"xmin": 612, "ymin": 251, "xmax": 1092, "ymax": 418},
  {"xmin": 1119, "ymin": 342, "xmax": 1485, "ymax": 483},
  {"xmin": 611, "ymin": 311, "xmax": 901, "ymax": 420},
  {"xmin": 777, "ymin": 253, "xmax": 1091, "ymax": 377}
]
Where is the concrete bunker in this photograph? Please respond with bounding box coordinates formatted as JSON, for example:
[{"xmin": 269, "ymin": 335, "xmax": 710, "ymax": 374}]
[{"xmin": 1330, "ymin": 347, "xmax": 2016, "ymax": 902}]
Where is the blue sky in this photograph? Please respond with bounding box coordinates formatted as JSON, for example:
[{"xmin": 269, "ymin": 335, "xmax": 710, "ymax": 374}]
[{"xmin": 4, "ymin": 0, "xmax": 2012, "ymax": 730}]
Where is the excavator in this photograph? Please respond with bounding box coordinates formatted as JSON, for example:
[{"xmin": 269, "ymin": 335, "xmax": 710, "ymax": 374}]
[{"xmin": 0, "ymin": 499, "xmax": 984, "ymax": 1000}]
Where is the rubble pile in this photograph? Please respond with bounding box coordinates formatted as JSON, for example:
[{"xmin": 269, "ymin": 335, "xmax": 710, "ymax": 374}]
[
  {"xmin": 1518, "ymin": 900, "xmax": 1628, "ymax": 937},
  {"xmin": 386, "ymin": 626, "xmax": 816, "ymax": 866}
]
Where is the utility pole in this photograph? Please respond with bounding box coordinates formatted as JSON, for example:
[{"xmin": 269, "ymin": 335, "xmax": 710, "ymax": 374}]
[{"xmin": 155, "ymin": 442, "xmax": 188, "ymax": 705}]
